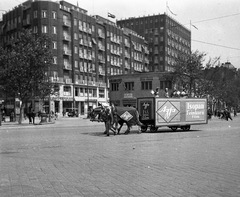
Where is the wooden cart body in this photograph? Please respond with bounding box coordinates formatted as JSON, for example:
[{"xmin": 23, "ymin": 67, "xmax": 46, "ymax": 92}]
[{"xmin": 137, "ymin": 97, "xmax": 208, "ymax": 132}]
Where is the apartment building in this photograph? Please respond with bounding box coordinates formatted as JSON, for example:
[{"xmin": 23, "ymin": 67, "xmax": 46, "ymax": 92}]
[
  {"xmin": 0, "ymin": 0, "xmax": 149, "ymax": 116},
  {"xmin": 117, "ymin": 14, "xmax": 191, "ymax": 72}
]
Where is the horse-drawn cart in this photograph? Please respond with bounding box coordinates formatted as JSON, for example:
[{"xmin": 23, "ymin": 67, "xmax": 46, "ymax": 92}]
[{"xmin": 137, "ymin": 97, "xmax": 208, "ymax": 132}]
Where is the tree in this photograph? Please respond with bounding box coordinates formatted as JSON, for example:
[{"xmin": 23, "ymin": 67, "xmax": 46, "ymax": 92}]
[
  {"xmin": 172, "ymin": 50, "xmax": 206, "ymax": 97},
  {"xmin": 203, "ymin": 66, "xmax": 240, "ymax": 110},
  {"xmin": 0, "ymin": 29, "xmax": 54, "ymax": 124}
]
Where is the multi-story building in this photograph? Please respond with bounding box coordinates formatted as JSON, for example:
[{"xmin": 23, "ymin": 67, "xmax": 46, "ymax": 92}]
[
  {"xmin": 0, "ymin": 0, "xmax": 149, "ymax": 116},
  {"xmin": 117, "ymin": 14, "xmax": 191, "ymax": 72}
]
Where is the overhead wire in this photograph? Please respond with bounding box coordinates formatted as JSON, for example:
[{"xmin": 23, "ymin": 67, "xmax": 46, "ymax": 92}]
[
  {"xmin": 191, "ymin": 40, "xmax": 240, "ymax": 51},
  {"xmin": 188, "ymin": 13, "xmax": 240, "ymax": 55},
  {"xmin": 192, "ymin": 13, "xmax": 240, "ymax": 24}
]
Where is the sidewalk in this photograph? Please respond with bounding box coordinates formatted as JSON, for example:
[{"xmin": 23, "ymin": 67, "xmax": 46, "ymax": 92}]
[
  {"xmin": 0, "ymin": 115, "xmax": 98, "ymax": 128},
  {"xmin": 0, "ymin": 116, "xmax": 55, "ymax": 128}
]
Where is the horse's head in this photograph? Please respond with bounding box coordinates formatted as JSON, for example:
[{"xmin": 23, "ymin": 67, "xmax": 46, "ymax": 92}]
[{"xmin": 89, "ymin": 106, "xmax": 103, "ymax": 121}]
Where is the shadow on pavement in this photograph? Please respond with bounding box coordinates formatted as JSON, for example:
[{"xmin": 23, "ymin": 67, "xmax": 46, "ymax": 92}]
[{"xmin": 144, "ymin": 129, "xmax": 202, "ymax": 134}]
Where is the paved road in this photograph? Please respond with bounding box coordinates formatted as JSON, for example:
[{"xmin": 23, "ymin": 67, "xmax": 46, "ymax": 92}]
[{"xmin": 0, "ymin": 116, "xmax": 240, "ymax": 197}]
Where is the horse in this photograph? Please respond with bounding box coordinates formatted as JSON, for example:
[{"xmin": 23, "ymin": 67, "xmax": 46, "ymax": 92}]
[{"xmin": 90, "ymin": 105, "xmax": 144, "ymax": 136}]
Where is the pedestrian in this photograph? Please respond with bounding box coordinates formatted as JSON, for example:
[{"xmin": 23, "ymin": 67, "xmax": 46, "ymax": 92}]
[
  {"xmin": 165, "ymin": 88, "xmax": 169, "ymax": 98},
  {"xmin": 55, "ymin": 112, "xmax": 58, "ymax": 120},
  {"xmin": 31, "ymin": 110, "xmax": 36, "ymax": 124},
  {"xmin": 27, "ymin": 112, "xmax": 32, "ymax": 124},
  {"xmin": 224, "ymin": 108, "xmax": 232, "ymax": 121},
  {"xmin": 207, "ymin": 108, "xmax": 213, "ymax": 120},
  {"xmin": 233, "ymin": 109, "xmax": 237, "ymax": 117}
]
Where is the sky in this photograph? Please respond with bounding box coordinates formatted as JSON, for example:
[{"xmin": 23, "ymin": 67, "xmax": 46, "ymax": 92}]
[{"xmin": 1, "ymin": 0, "xmax": 240, "ymax": 68}]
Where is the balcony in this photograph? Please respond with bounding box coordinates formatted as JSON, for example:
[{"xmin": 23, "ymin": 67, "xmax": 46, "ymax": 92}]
[
  {"xmin": 125, "ymin": 42, "xmax": 130, "ymax": 47},
  {"xmin": 63, "ymin": 20, "xmax": 71, "ymax": 27},
  {"xmin": 63, "ymin": 49, "xmax": 72, "ymax": 56},
  {"xmin": 98, "ymin": 33, "xmax": 105, "ymax": 39},
  {"xmin": 63, "ymin": 63, "xmax": 72, "ymax": 70},
  {"xmin": 99, "ymin": 59, "xmax": 105, "ymax": 64},
  {"xmin": 99, "ymin": 70, "xmax": 105, "ymax": 75},
  {"xmin": 63, "ymin": 34, "xmax": 71, "ymax": 41},
  {"xmin": 50, "ymin": 77, "xmax": 59, "ymax": 82},
  {"xmin": 64, "ymin": 78, "xmax": 72, "ymax": 84},
  {"xmin": 98, "ymin": 45, "xmax": 105, "ymax": 51}
]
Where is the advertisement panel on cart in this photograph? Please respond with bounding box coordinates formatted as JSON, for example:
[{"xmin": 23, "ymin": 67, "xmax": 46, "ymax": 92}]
[{"xmin": 155, "ymin": 98, "xmax": 207, "ymax": 127}]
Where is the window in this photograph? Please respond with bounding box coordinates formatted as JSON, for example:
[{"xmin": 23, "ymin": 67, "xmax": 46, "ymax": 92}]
[
  {"xmin": 52, "ymin": 11, "xmax": 56, "ymax": 19},
  {"xmin": 73, "ymin": 33, "xmax": 77, "ymax": 40},
  {"xmin": 42, "ymin": 10, "xmax": 47, "ymax": 18},
  {"xmin": 160, "ymin": 81, "xmax": 164, "ymax": 89},
  {"xmin": 99, "ymin": 89, "xmax": 105, "ymax": 98},
  {"xmin": 74, "ymin": 60, "xmax": 78, "ymax": 68},
  {"xmin": 42, "ymin": 25, "xmax": 48, "ymax": 33},
  {"xmin": 74, "ymin": 46, "xmax": 78, "ymax": 54},
  {"xmin": 111, "ymin": 83, "xmax": 119, "ymax": 91},
  {"xmin": 165, "ymin": 81, "xmax": 172, "ymax": 89},
  {"xmin": 74, "ymin": 18, "xmax": 77, "ymax": 26},
  {"xmin": 75, "ymin": 87, "xmax": 79, "ymax": 96},
  {"xmin": 93, "ymin": 89, "xmax": 97, "ymax": 97},
  {"xmin": 33, "ymin": 26, "xmax": 38, "ymax": 33},
  {"xmin": 63, "ymin": 86, "xmax": 71, "ymax": 96},
  {"xmin": 80, "ymin": 88, "xmax": 84, "ymax": 96},
  {"xmin": 52, "ymin": 26, "xmax": 57, "ymax": 34},
  {"xmin": 52, "ymin": 41, "xmax": 57, "ymax": 49},
  {"xmin": 125, "ymin": 82, "xmax": 134, "ymax": 91},
  {"xmin": 33, "ymin": 10, "xmax": 38, "ymax": 18},
  {"xmin": 160, "ymin": 81, "xmax": 172, "ymax": 89},
  {"xmin": 53, "ymin": 56, "xmax": 57, "ymax": 64},
  {"xmin": 141, "ymin": 81, "xmax": 152, "ymax": 90}
]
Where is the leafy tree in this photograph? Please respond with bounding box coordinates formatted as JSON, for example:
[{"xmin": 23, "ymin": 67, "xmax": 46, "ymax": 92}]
[
  {"xmin": 172, "ymin": 50, "xmax": 206, "ymax": 97},
  {"xmin": 203, "ymin": 66, "xmax": 240, "ymax": 110},
  {"xmin": 0, "ymin": 29, "xmax": 54, "ymax": 124}
]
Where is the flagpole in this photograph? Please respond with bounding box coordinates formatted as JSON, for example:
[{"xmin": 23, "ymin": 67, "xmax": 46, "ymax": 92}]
[{"xmin": 166, "ymin": 1, "xmax": 168, "ymax": 15}]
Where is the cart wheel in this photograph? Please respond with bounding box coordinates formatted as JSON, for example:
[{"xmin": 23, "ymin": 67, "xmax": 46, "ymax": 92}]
[
  {"xmin": 141, "ymin": 126, "xmax": 148, "ymax": 132},
  {"xmin": 181, "ymin": 125, "xmax": 191, "ymax": 131},
  {"xmin": 170, "ymin": 126, "xmax": 178, "ymax": 131},
  {"xmin": 185, "ymin": 125, "xmax": 191, "ymax": 131},
  {"xmin": 150, "ymin": 126, "xmax": 158, "ymax": 132}
]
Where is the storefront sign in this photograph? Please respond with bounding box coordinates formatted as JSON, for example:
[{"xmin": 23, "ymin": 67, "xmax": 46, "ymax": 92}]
[{"xmin": 124, "ymin": 93, "xmax": 133, "ymax": 98}]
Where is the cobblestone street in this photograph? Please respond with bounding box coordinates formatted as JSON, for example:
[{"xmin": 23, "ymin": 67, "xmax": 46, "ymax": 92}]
[{"xmin": 0, "ymin": 116, "xmax": 240, "ymax": 197}]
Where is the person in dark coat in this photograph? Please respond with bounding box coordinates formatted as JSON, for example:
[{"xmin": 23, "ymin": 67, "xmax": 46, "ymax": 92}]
[
  {"xmin": 31, "ymin": 110, "xmax": 36, "ymax": 124},
  {"xmin": 224, "ymin": 108, "xmax": 232, "ymax": 121},
  {"xmin": 27, "ymin": 112, "xmax": 32, "ymax": 124}
]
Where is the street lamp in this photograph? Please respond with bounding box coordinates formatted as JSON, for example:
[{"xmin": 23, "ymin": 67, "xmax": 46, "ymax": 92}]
[{"xmin": 0, "ymin": 100, "xmax": 4, "ymax": 126}]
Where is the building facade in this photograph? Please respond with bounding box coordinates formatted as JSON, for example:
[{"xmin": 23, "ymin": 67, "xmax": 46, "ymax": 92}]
[
  {"xmin": 109, "ymin": 72, "xmax": 173, "ymax": 107},
  {"xmin": 117, "ymin": 14, "xmax": 191, "ymax": 72},
  {"xmin": 0, "ymin": 0, "xmax": 149, "ymax": 116}
]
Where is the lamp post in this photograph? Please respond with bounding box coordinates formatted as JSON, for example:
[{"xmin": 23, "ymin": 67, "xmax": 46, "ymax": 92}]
[
  {"xmin": 103, "ymin": 24, "xmax": 108, "ymax": 99},
  {"xmin": 86, "ymin": 51, "xmax": 90, "ymax": 118},
  {"xmin": 0, "ymin": 100, "xmax": 4, "ymax": 126}
]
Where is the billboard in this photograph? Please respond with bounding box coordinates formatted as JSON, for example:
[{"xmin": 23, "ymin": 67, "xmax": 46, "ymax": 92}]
[{"xmin": 155, "ymin": 98, "xmax": 207, "ymax": 126}]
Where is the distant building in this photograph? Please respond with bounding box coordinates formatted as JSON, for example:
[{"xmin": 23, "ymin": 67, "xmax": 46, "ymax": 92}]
[
  {"xmin": 117, "ymin": 14, "xmax": 191, "ymax": 72},
  {"xmin": 0, "ymin": 0, "xmax": 149, "ymax": 116},
  {"xmin": 221, "ymin": 62, "xmax": 235, "ymax": 69}
]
